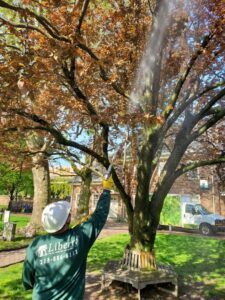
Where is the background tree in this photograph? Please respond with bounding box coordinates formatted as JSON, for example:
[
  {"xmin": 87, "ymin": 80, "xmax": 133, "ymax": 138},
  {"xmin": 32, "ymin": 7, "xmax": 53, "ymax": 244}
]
[
  {"xmin": 0, "ymin": 163, "xmax": 33, "ymax": 206},
  {"xmin": 0, "ymin": 132, "xmax": 34, "ymax": 208},
  {"xmin": 1, "ymin": 0, "xmax": 225, "ymax": 268},
  {"xmin": 51, "ymin": 177, "xmax": 72, "ymax": 201},
  {"xmin": 70, "ymin": 158, "xmax": 92, "ymax": 219}
]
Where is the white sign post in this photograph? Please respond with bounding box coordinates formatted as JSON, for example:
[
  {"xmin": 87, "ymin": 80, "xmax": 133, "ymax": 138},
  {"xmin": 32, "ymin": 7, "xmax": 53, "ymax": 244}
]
[
  {"xmin": 3, "ymin": 211, "xmax": 17, "ymax": 241},
  {"xmin": 3, "ymin": 210, "xmax": 10, "ymax": 223}
]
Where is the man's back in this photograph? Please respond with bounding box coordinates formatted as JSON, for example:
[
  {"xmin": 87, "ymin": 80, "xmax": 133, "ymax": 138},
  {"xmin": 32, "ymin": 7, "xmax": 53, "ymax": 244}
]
[{"xmin": 22, "ymin": 190, "xmax": 111, "ymax": 300}]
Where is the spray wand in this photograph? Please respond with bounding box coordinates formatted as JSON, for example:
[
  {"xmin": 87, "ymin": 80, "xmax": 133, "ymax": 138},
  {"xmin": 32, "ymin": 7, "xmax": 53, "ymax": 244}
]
[
  {"xmin": 104, "ymin": 164, "xmax": 113, "ymax": 180},
  {"xmin": 104, "ymin": 146, "xmax": 119, "ymax": 180},
  {"xmin": 104, "ymin": 134, "xmax": 131, "ymax": 180}
]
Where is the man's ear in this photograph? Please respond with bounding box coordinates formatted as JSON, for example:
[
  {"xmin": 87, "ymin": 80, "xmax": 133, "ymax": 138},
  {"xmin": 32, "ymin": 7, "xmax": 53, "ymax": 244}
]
[{"xmin": 66, "ymin": 214, "xmax": 71, "ymax": 224}]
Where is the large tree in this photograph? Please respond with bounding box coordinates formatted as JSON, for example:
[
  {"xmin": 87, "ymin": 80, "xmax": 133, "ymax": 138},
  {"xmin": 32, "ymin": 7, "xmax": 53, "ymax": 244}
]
[
  {"xmin": 1, "ymin": 0, "xmax": 225, "ymax": 266},
  {"xmin": 0, "ymin": 128, "xmax": 50, "ymax": 232}
]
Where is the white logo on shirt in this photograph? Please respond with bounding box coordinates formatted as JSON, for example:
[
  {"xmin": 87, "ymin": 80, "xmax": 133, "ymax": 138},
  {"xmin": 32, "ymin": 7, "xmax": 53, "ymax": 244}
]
[
  {"xmin": 37, "ymin": 245, "xmax": 48, "ymax": 257},
  {"xmin": 36, "ymin": 238, "xmax": 79, "ymax": 264}
]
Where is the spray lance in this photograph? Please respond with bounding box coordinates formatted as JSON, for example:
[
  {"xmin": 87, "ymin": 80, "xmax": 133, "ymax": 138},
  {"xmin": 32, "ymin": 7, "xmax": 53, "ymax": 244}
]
[
  {"xmin": 103, "ymin": 141, "xmax": 124, "ymax": 180},
  {"xmin": 104, "ymin": 164, "xmax": 113, "ymax": 180},
  {"xmin": 104, "ymin": 151, "xmax": 117, "ymax": 180},
  {"xmin": 104, "ymin": 134, "xmax": 131, "ymax": 180},
  {"xmin": 90, "ymin": 135, "xmax": 130, "ymax": 180},
  {"xmin": 88, "ymin": 154, "xmax": 115, "ymax": 180}
]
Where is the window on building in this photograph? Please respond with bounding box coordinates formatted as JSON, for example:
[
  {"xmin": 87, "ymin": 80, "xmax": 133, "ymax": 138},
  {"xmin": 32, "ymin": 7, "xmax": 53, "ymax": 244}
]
[
  {"xmin": 187, "ymin": 169, "xmax": 199, "ymax": 180},
  {"xmin": 200, "ymin": 179, "xmax": 209, "ymax": 190}
]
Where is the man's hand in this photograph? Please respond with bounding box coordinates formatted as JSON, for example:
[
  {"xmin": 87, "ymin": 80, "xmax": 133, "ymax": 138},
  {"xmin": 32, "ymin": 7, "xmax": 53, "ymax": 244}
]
[{"xmin": 102, "ymin": 175, "xmax": 114, "ymax": 190}]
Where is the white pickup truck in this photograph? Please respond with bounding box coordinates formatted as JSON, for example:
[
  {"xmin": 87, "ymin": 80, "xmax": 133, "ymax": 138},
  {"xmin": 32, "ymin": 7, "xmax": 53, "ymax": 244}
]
[{"xmin": 181, "ymin": 202, "xmax": 225, "ymax": 235}]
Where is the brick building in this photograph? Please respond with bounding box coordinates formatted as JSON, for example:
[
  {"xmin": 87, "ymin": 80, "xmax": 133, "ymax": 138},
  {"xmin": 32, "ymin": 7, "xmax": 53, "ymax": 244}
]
[
  {"xmin": 71, "ymin": 163, "xmax": 225, "ymax": 220},
  {"xmin": 169, "ymin": 167, "xmax": 225, "ymax": 216},
  {"xmin": 71, "ymin": 174, "xmax": 126, "ymax": 220}
]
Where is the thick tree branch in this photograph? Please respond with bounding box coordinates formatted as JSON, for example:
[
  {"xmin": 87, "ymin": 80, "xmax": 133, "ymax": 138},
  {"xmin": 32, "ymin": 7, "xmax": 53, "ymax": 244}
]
[
  {"xmin": 197, "ymin": 86, "xmax": 225, "ymax": 118},
  {"xmin": 157, "ymin": 106, "xmax": 225, "ymax": 193},
  {"xmin": 3, "ymin": 112, "xmax": 109, "ymax": 194},
  {"xmin": 76, "ymin": 0, "xmax": 90, "ymax": 34},
  {"xmin": 6, "ymin": 108, "xmax": 107, "ymax": 165},
  {"xmin": 147, "ymin": 0, "xmax": 154, "ymax": 15},
  {"xmin": 61, "ymin": 59, "xmax": 111, "ymax": 161},
  {"xmin": 165, "ymin": 80, "xmax": 225, "ymax": 131},
  {"xmin": 0, "ymin": 0, "xmax": 69, "ymax": 42},
  {"xmin": 175, "ymin": 157, "xmax": 225, "ymax": 178},
  {"xmin": 2, "ymin": 43, "xmax": 22, "ymax": 52},
  {"xmin": 0, "ymin": 16, "xmax": 47, "ymax": 37},
  {"xmin": 62, "ymin": 60, "xmax": 89, "ymax": 102},
  {"xmin": 2, "ymin": 111, "xmax": 133, "ymax": 214},
  {"xmin": 190, "ymin": 108, "xmax": 225, "ymax": 141}
]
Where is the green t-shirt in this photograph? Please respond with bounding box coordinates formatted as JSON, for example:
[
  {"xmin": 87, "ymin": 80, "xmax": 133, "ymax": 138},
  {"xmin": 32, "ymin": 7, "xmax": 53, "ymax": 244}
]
[{"xmin": 22, "ymin": 190, "xmax": 111, "ymax": 300}]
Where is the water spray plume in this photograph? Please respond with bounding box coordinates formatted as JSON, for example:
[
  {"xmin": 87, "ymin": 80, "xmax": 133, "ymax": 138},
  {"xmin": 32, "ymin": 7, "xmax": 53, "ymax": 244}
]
[{"xmin": 131, "ymin": 0, "xmax": 177, "ymax": 109}]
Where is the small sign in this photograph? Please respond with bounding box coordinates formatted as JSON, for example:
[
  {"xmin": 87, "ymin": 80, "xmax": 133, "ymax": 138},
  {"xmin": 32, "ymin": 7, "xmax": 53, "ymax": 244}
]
[
  {"xmin": 200, "ymin": 179, "xmax": 209, "ymax": 189},
  {"xmin": 3, "ymin": 210, "xmax": 10, "ymax": 223}
]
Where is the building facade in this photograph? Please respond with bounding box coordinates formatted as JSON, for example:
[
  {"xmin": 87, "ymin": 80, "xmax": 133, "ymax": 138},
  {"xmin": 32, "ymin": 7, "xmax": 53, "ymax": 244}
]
[{"xmin": 71, "ymin": 165, "xmax": 225, "ymax": 220}]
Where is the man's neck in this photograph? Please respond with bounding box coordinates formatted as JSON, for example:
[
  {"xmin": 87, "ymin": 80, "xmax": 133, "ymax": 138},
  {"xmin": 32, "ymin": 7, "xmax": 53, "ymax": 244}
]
[{"xmin": 53, "ymin": 224, "xmax": 69, "ymax": 235}]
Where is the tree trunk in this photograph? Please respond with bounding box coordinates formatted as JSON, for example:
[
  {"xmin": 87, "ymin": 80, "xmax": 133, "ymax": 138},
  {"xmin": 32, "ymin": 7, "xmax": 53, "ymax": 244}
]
[
  {"xmin": 25, "ymin": 133, "xmax": 50, "ymax": 236},
  {"xmin": 131, "ymin": 190, "xmax": 154, "ymax": 252},
  {"xmin": 127, "ymin": 0, "xmax": 172, "ymax": 258},
  {"xmin": 30, "ymin": 152, "xmax": 50, "ymax": 228},
  {"xmin": 130, "ymin": 128, "xmax": 160, "ymax": 251},
  {"xmin": 71, "ymin": 156, "xmax": 93, "ymax": 221},
  {"xmin": 7, "ymin": 186, "xmax": 16, "ymax": 211},
  {"xmin": 76, "ymin": 168, "xmax": 92, "ymax": 218}
]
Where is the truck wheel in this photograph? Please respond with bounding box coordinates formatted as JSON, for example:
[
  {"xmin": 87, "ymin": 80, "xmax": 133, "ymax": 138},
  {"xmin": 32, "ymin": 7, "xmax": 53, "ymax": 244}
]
[{"xmin": 199, "ymin": 223, "xmax": 213, "ymax": 236}]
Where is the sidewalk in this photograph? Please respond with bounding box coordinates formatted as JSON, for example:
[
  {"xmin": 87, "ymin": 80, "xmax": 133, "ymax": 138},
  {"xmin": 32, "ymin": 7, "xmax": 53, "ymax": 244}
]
[{"xmin": 0, "ymin": 222, "xmax": 128, "ymax": 268}]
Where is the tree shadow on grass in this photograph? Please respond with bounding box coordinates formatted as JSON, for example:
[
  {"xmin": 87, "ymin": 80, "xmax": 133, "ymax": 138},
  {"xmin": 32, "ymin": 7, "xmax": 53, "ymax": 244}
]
[
  {"xmin": 87, "ymin": 234, "xmax": 129, "ymax": 272},
  {"xmin": 86, "ymin": 234, "xmax": 225, "ymax": 299},
  {"xmin": 155, "ymin": 234, "xmax": 225, "ymax": 299}
]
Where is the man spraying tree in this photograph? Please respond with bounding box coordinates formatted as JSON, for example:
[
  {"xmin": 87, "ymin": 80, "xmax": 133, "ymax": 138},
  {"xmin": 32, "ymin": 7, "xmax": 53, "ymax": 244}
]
[{"xmin": 22, "ymin": 175, "xmax": 114, "ymax": 300}]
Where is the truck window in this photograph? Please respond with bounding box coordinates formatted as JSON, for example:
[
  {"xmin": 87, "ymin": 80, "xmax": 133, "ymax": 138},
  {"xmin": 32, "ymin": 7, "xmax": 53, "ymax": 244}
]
[
  {"xmin": 195, "ymin": 204, "xmax": 210, "ymax": 215},
  {"xmin": 185, "ymin": 204, "xmax": 194, "ymax": 214},
  {"xmin": 194, "ymin": 207, "xmax": 201, "ymax": 215}
]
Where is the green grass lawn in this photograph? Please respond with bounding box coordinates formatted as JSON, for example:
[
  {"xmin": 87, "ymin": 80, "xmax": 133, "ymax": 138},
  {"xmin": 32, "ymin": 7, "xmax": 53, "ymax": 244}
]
[
  {"xmin": 0, "ymin": 233, "xmax": 225, "ymax": 299},
  {"xmin": 0, "ymin": 214, "xmax": 31, "ymax": 251},
  {"xmin": 0, "ymin": 214, "xmax": 31, "ymax": 229},
  {"xmin": 0, "ymin": 236, "xmax": 33, "ymax": 251},
  {"xmin": 10, "ymin": 214, "xmax": 31, "ymax": 229},
  {"xmin": 0, "ymin": 213, "xmax": 30, "ymax": 231}
]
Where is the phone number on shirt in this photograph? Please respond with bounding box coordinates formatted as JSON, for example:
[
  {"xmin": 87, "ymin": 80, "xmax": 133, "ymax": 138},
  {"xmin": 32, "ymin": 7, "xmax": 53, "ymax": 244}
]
[{"xmin": 39, "ymin": 250, "xmax": 78, "ymax": 265}]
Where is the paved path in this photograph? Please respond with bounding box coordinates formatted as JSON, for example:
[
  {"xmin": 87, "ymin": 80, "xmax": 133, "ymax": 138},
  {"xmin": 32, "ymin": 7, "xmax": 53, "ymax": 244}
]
[
  {"xmin": 0, "ymin": 248, "xmax": 26, "ymax": 267},
  {"xmin": 2, "ymin": 223, "xmax": 225, "ymax": 268},
  {"xmin": 0, "ymin": 222, "xmax": 128, "ymax": 268}
]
